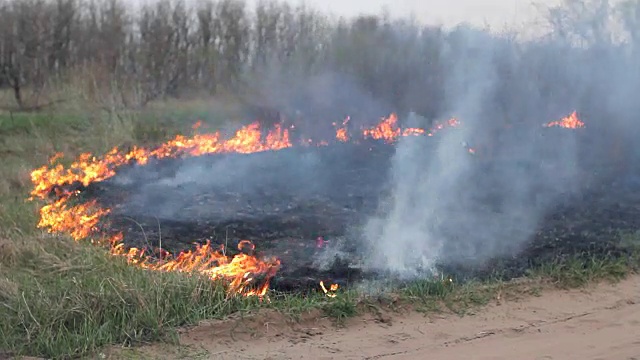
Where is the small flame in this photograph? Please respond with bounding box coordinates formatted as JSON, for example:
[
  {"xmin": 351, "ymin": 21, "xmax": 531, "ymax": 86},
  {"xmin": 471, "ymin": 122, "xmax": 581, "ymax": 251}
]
[
  {"xmin": 320, "ymin": 281, "xmax": 339, "ymax": 298},
  {"xmin": 543, "ymin": 111, "xmax": 585, "ymax": 128},
  {"xmin": 334, "ymin": 116, "xmax": 350, "ymax": 142},
  {"xmin": 362, "ymin": 114, "xmax": 459, "ymax": 143}
]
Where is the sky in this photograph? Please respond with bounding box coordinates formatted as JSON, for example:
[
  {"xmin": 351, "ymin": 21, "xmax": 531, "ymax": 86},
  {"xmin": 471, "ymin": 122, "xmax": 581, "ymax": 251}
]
[
  {"xmin": 244, "ymin": 0, "xmax": 564, "ymax": 32},
  {"xmin": 126, "ymin": 0, "xmax": 565, "ymax": 32}
]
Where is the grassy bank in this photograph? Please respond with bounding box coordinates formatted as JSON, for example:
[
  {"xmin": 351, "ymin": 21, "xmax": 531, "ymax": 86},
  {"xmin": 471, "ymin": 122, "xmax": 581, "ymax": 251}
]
[{"xmin": 0, "ymin": 104, "xmax": 638, "ymax": 359}]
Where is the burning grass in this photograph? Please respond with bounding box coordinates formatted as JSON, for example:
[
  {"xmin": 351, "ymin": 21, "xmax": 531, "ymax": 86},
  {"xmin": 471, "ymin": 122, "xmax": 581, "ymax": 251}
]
[
  {"xmin": 27, "ymin": 112, "xmax": 463, "ymax": 299},
  {"xmin": 0, "ymin": 107, "xmax": 637, "ymax": 359}
]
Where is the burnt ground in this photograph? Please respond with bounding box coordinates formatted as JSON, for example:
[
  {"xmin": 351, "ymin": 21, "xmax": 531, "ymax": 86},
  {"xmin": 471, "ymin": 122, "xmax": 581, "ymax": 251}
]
[{"xmin": 75, "ymin": 131, "xmax": 640, "ymax": 292}]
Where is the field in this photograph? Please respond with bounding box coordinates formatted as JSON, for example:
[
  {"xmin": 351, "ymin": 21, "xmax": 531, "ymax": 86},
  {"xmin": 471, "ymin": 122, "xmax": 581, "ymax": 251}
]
[
  {"xmin": 0, "ymin": 96, "xmax": 639, "ymax": 360},
  {"xmin": 2, "ymin": 0, "xmax": 640, "ymax": 358}
]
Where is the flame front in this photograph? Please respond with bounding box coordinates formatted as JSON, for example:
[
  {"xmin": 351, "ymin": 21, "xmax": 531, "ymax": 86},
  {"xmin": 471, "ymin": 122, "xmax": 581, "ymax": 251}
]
[
  {"xmin": 30, "ymin": 122, "xmax": 292, "ymax": 201},
  {"xmin": 29, "ymin": 111, "xmax": 583, "ymax": 298},
  {"xmin": 361, "ymin": 113, "xmax": 460, "ymax": 142},
  {"xmin": 543, "ymin": 111, "xmax": 585, "ymax": 129},
  {"xmin": 30, "ymin": 121, "xmax": 293, "ymax": 297},
  {"xmin": 111, "ymin": 238, "xmax": 280, "ymax": 297}
]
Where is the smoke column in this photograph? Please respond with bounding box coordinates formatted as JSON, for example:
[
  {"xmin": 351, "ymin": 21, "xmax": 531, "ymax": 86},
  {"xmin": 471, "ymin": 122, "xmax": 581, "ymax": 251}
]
[{"xmin": 361, "ymin": 24, "xmax": 587, "ymax": 278}]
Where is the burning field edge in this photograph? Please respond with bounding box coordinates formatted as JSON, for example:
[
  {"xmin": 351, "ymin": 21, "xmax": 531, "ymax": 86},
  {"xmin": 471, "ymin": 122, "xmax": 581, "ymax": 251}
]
[
  {"xmin": 28, "ymin": 113, "xmax": 467, "ymax": 300},
  {"xmin": 27, "ymin": 112, "xmax": 587, "ymax": 298},
  {"xmin": 3, "ymin": 111, "xmax": 640, "ymax": 359}
]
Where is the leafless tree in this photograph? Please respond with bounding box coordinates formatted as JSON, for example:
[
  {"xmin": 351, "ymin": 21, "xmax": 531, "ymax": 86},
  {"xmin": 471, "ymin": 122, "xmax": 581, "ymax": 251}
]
[{"xmin": 0, "ymin": 0, "xmax": 636, "ymax": 123}]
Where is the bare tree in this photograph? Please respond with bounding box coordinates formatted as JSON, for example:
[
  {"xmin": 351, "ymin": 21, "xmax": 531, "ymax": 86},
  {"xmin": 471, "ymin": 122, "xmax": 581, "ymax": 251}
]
[{"xmin": 213, "ymin": 0, "xmax": 249, "ymax": 90}]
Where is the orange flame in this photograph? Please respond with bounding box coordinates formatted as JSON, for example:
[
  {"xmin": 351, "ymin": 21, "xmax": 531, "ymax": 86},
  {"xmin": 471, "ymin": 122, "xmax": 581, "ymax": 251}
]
[
  {"xmin": 361, "ymin": 113, "xmax": 459, "ymax": 143},
  {"xmin": 29, "ymin": 112, "xmax": 582, "ymax": 298},
  {"xmin": 30, "ymin": 122, "xmax": 292, "ymax": 201},
  {"xmin": 29, "ymin": 121, "xmax": 293, "ymax": 297},
  {"xmin": 111, "ymin": 237, "xmax": 280, "ymax": 297},
  {"xmin": 543, "ymin": 111, "xmax": 585, "ymax": 129},
  {"xmin": 334, "ymin": 116, "xmax": 350, "ymax": 142},
  {"xmin": 38, "ymin": 197, "xmax": 110, "ymax": 240},
  {"xmin": 320, "ymin": 281, "xmax": 339, "ymax": 298}
]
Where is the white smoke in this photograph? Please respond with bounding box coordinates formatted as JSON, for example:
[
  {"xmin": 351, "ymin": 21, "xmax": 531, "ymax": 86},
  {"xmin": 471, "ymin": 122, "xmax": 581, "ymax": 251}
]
[{"xmin": 361, "ymin": 19, "xmax": 591, "ymax": 277}]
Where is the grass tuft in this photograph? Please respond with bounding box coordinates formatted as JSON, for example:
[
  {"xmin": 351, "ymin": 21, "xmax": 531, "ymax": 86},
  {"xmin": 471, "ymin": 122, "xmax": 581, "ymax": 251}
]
[
  {"xmin": 322, "ymin": 292, "xmax": 359, "ymax": 323},
  {"xmin": 531, "ymin": 253, "xmax": 634, "ymax": 288}
]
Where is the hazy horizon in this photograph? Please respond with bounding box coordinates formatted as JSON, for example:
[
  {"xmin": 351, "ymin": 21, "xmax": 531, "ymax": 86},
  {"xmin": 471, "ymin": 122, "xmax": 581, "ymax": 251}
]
[
  {"xmin": 125, "ymin": 0, "xmax": 567, "ymax": 34},
  {"xmin": 274, "ymin": 0, "xmax": 559, "ymax": 30}
]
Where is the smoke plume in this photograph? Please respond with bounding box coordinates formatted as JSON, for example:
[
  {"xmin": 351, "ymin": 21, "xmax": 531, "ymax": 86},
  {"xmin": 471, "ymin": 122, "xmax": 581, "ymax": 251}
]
[{"xmin": 361, "ymin": 1, "xmax": 640, "ymax": 277}]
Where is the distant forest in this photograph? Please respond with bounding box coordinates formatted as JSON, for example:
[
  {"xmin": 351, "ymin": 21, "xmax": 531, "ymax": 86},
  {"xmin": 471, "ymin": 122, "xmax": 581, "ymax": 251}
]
[{"xmin": 0, "ymin": 0, "xmax": 639, "ymax": 132}]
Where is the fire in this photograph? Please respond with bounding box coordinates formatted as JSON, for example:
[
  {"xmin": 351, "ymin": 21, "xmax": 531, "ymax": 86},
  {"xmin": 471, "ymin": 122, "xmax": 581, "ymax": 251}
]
[
  {"xmin": 429, "ymin": 118, "xmax": 461, "ymax": 135},
  {"xmin": 29, "ymin": 121, "xmax": 294, "ymax": 297},
  {"xmin": 362, "ymin": 113, "xmax": 402, "ymax": 141},
  {"xmin": 320, "ymin": 281, "xmax": 339, "ymax": 298},
  {"xmin": 333, "ymin": 117, "xmax": 350, "ymax": 142},
  {"xmin": 543, "ymin": 111, "xmax": 585, "ymax": 129},
  {"xmin": 29, "ymin": 122, "xmax": 293, "ymax": 201},
  {"xmin": 111, "ymin": 238, "xmax": 280, "ymax": 297},
  {"xmin": 38, "ymin": 197, "xmax": 110, "ymax": 240},
  {"xmin": 361, "ymin": 113, "xmax": 459, "ymax": 143},
  {"xmin": 29, "ymin": 111, "xmax": 583, "ymax": 298}
]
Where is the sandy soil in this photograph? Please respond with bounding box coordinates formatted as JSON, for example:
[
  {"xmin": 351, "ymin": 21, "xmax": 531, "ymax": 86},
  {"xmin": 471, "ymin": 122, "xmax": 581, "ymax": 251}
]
[{"xmin": 114, "ymin": 276, "xmax": 640, "ymax": 360}]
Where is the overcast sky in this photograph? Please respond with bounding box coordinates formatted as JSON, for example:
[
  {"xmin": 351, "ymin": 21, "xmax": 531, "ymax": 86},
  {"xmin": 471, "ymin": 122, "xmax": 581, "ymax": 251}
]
[
  {"xmin": 125, "ymin": 0, "xmax": 565, "ymax": 32},
  {"xmin": 239, "ymin": 0, "xmax": 572, "ymax": 35},
  {"xmin": 267, "ymin": 0, "xmax": 562, "ymax": 30}
]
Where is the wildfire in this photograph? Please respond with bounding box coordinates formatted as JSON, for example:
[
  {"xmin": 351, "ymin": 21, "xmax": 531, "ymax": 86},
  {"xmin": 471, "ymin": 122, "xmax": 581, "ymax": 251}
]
[
  {"xmin": 29, "ymin": 121, "xmax": 295, "ymax": 297},
  {"xmin": 29, "ymin": 111, "xmax": 582, "ymax": 298},
  {"xmin": 543, "ymin": 111, "xmax": 585, "ymax": 129}
]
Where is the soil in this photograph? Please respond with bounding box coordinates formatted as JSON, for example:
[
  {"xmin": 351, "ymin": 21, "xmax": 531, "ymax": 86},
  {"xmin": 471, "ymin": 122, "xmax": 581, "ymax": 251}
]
[{"xmin": 106, "ymin": 275, "xmax": 640, "ymax": 360}]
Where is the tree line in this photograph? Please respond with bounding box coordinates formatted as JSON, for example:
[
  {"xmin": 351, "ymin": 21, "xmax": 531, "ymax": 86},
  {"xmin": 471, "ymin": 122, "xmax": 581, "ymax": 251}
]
[{"xmin": 0, "ymin": 0, "xmax": 638, "ymax": 128}]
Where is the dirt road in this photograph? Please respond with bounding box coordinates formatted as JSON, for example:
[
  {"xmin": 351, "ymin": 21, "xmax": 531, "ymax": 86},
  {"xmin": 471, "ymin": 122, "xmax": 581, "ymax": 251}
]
[{"xmin": 122, "ymin": 276, "xmax": 640, "ymax": 360}]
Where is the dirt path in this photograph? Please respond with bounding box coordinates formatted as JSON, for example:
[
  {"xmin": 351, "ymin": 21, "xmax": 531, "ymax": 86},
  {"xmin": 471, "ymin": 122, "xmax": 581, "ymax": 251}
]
[{"xmin": 119, "ymin": 276, "xmax": 640, "ymax": 360}]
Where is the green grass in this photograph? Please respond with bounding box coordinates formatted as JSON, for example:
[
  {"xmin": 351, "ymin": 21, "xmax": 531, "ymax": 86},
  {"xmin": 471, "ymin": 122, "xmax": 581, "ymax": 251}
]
[
  {"xmin": 0, "ymin": 234, "xmax": 337, "ymax": 358},
  {"xmin": 0, "ymin": 104, "xmax": 639, "ymax": 359}
]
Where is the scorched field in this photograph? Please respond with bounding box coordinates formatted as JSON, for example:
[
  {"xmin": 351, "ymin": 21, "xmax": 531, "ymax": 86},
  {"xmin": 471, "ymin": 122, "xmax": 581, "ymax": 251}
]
[
  {"xmin": 0, "ymin": 105, "xmax": 638, "ymax": 360},
  {"xmin": 28, "ymin": 111, "xmax": 628, "ymax": 298}
]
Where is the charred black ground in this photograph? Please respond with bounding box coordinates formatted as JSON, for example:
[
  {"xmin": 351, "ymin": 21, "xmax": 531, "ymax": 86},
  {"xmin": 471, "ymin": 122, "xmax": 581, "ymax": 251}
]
[{"xmin": 74, "ymin": 128, "xmax": 640, "ymax": 292}]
